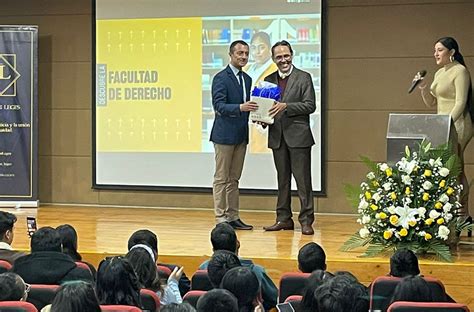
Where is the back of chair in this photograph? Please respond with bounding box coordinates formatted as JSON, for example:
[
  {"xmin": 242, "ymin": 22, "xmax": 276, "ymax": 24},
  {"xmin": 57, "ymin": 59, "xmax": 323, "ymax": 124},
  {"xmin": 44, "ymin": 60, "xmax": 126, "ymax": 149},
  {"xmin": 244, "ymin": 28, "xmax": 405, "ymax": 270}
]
[
  {"xmin": 183, "ymin": 290, "xmax": 207, "ymax": 308},
  {"xmin": 388, "ymin": 301, "xmax": 470, "ymax": 312},
  {"xmin": 26, "ymin": 284, "xmax": 59, "ymax": 311},
  {"xmin": 0, "ymin": 259, "xmax": 13, "ymax": 271},
  {"xmin": 279, "ymin": 272, "xmax": 310, "ymax": 303},
  {"xmin": 191, "ymin": 269, "xmax": 213, "ymax": 291},
  {"xmin": 100, "ymin": 305, "xmax": 142, "ymax": 312},
  {"xmin": 140, "ymin": 288, "xmax": 161, "ymax": 312},
  {"xmin": 156, "ymin": 265, "xmax": 172, "ymax": 281},
  {"xmin": 370, "ymin": 276, "xmax": 447, "ymax": 312},
  {"xmin": 0, "ymin": 301, "xmax": 38, "ymax": 312}
]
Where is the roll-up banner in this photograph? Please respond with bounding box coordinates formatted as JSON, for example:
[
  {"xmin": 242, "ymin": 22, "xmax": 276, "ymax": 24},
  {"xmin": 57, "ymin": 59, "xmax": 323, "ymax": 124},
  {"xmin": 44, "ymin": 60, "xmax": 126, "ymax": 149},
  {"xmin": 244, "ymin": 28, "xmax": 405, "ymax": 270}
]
[{"xmin": 0, "ymin": 26, "xmax": 38, "ymax": 207}]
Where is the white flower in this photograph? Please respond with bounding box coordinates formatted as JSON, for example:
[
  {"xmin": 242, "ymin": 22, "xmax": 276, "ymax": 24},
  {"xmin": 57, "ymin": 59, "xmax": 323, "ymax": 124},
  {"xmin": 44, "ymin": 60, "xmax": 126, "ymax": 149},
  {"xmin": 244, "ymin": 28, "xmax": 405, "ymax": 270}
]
[
  {"xmin": 437, "ymin": 225, "xmax": 450, "ymax": 240},
  {"xmin": 398, "ymin": 158, "xmax": 417, "ymax": 175},
  {"xmin": 439, "ymin": 194, "xmax": 449, "ymax": 203},
  {"xmin": 429, "ymin": 210, "xmax": 441, "ymax": 219},
  {"xmin": 403, "ymin": 197, "xmax": 412, "ymax": 205},
  {"xmin": 388, "ymin": 206, "xmax": 396, "ymax": 214},
  {"xmin": 422, "ymin": 181, "xmax": 433, "ymax": 190},
  {"xmin": 419, "ymin": 231, "xmax": 426, "ymax": 237},
  {"xmin": 358, "ymin": 199, "xmax": 369, "ymax": 209},
  {"xmin": 445, "ymin": 213, "xmax": 453, "ymax": 222},
  {"xmin": 443, "ymin": 202, "xmax": 452, "ymax": 212},
  {"xmin": 394, "ymin": 205, "xmax": 419, "ymax": 229},
  {"xmin": 379, "ymin": 163, "xmax": 389, "ymax": 171},
  {"xmin": 359, "ymin": 227, "xmax": 370, "ymax": 238},
  {"xmin": 367, "ymin": 172, "xmax": 375, "ymax": 180},
  {"xmin": 362, "ymin": 215, "xmax": 371, "ymax": 224},
  {"xmin": 439, "ymin": 167, "xmax": 450, "ymax": 177},
  {"xmin": 417, "ymin": 207, "xmax": 426, "ymax": 217},
  {"xmin": 382, "ymin": 182, "xmax": 392, "ymax": 191},
  {"xmin": 401, "ymin": 175, "xmax": 412, "ymax": 185},
  {"xmin": 372, "ymin": 193, "xmax": 381, "ymax": 203},
  {"xmin": 429, "ymin": 159, "xmax": 435, "ymax": 166}
]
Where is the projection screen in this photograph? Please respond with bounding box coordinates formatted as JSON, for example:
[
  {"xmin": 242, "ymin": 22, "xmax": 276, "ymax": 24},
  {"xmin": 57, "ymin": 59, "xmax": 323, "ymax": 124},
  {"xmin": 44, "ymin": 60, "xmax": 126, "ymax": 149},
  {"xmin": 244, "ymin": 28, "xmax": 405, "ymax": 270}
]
[{"xmin": 93, "ymin": 0, "xmax": 325, "ymax": 194}]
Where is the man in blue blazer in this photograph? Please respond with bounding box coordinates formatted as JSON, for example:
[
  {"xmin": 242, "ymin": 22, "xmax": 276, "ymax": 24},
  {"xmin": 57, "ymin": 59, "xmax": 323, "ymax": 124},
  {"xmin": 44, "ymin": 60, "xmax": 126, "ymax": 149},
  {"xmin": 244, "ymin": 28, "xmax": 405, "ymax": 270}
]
[{"xmin": 210, "ymin": 40, "xmax": 258, "ymax": 230}]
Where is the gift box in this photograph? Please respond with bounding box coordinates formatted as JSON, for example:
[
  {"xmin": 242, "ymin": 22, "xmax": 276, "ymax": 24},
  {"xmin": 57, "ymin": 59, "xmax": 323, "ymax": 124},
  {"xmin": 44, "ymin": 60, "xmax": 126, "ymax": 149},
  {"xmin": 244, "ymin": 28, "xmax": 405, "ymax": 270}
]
[{"xmin": 249, "ymin": 81, "xmax": 281, "ymax": 125}]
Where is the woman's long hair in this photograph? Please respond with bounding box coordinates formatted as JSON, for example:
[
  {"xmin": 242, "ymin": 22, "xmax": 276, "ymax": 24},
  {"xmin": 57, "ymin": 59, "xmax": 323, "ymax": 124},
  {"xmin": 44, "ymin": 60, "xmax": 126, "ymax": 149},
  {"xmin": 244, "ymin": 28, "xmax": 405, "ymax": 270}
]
[
  {"xmin": 56, "ymin": 224, "xmax": 81, "ymax": 261},
  {"xmin": 125, "ymin": 246, "xmax": 162, "ymax": 292}
]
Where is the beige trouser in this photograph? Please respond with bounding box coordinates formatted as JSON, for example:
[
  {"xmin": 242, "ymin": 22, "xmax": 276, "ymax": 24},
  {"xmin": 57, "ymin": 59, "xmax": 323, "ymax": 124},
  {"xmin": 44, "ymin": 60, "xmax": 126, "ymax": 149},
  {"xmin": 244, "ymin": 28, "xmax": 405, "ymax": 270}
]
[{"xmin": 213, "ymin": 142, "xmax": 247, "ymax": 223}]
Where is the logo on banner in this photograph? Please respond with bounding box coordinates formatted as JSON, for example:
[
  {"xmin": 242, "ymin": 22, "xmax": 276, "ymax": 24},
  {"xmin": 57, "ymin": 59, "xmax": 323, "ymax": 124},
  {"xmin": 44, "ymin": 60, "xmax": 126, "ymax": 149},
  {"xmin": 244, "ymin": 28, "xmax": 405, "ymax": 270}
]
[{"xmin": 0, "ymin": 54, "xmax": 21, "ymax": 96}]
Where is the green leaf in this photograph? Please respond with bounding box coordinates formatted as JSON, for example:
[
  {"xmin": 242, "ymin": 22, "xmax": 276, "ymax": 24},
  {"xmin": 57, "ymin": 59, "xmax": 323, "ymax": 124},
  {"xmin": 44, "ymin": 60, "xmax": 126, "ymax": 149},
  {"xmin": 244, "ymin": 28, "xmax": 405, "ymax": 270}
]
[
  {"xmin": 424, "ymin": 142, "xmax": 432, "ymax": 153},
  {"xmin": 359, "ymin": 155, "xmax": 378, "ymax": 173},
  {"xmin": 445, "ymin": 154, "xmax": 462, "ymax": 178},
  {"xmin": 344, "ymin": 184, "xmax": 361, "ymax": 209},
  {"xmin": 405, "ymin": 146, "xmax": 410, "ymax": 157},
  {"xmin": 340, "ymin": 234, "xmax": 370, "ymax": 252},
  {"xmin": 426, "ymin": 241, "xmax": 453, "ymax": 262},
  {"xmin": 360, "ymin": 244, "xmax": 387, "ymax": 258}
]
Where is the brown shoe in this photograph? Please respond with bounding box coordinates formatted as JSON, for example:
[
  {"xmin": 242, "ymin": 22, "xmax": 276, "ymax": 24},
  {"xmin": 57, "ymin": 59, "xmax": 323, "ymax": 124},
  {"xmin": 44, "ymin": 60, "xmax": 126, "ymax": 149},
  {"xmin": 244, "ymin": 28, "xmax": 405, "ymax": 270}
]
[
  {"xmin": 301, "ymin": 224, "xmax": 314, "ymax": 235},
  {"xmin": 263, "ymin": 220, "xmax": 294, "ymax": 231}
]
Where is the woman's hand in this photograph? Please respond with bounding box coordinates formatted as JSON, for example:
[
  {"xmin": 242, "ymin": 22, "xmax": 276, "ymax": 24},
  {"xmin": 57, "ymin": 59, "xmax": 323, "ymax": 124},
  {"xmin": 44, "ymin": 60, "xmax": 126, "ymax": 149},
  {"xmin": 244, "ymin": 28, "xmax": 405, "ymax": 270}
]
[{"xmin": 168, "ymin": 266, "xmax": 184, "ymax": 282}]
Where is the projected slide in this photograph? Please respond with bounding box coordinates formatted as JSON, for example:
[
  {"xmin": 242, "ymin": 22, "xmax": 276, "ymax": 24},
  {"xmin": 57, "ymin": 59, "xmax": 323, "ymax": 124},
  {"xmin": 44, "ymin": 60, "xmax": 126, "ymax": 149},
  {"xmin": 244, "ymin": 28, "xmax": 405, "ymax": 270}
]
[{"xmin": 94, "ymin": 0, "xmax": 323, "ymax": 193}]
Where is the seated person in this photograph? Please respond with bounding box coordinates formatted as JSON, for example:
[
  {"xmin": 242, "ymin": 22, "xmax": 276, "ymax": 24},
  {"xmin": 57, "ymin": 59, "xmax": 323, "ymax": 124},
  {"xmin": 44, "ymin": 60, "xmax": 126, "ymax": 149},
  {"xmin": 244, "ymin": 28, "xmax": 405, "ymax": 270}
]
[
  {"xmin": 56, "ymin": 224, "xmax": 97, "ymax": 279},
  {"xmin": 12, "ymin": 227, "xmax": 93, "ymax": 284},
  {"xmin": 221, "ymin": 267, "xmax": 263, "ymax": 312},
  {"xmin": 390, "ymin": 275, "xmax": 435, "ymax": 304},
  {"xmin": 0, "ymin": 211, "xmax": 27, "ymax": 265},
  {"xmin": 41, "ymin": 281, "xmax": 100, "ymax": 312},
  {"xmin": 96, "ymin": 256, "xmax": 142, "ymax": 308},
  {"xmin": 298, "ymin": 242, "xmax": 327, "ymax": 273},
  {"xmin": 126, "ymin": 244, "xmax": 183, "ymax": 305},
  {"xmin": 389, "ymin": 249, "xmax": 420, "ymax": 277},
  {"xmin": 127, "ymin": 229, "xmax": 190, "ymax": 296},
  {"xmin": 299, "ymin": 270, "xmax": 334, "ymax": 312},
  {"xmin": 197, "ymin": 289, "xmax": 238, "ymax": 312},
  {"xmin": 199, "ymin": 223, "xmax": 277, "ymax": 310},
  {"xmin": 207, "ymin": 250, "xmax": 241, "ymax": 288},
  {"xmin": 160, "ymin": 302, "xmax": 196, "ymax": 312},
  {"xmin": 0, "ymin": 272, "xmax": 29, "ymax": 301}
]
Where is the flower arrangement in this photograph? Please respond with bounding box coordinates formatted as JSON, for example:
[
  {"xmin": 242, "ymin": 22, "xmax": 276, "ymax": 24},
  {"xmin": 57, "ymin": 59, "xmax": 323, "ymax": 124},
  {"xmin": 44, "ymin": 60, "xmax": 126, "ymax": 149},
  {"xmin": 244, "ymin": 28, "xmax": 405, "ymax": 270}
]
[{"xmin": 341, "ymin": 142, "xmax": 470, "ymax": 262}]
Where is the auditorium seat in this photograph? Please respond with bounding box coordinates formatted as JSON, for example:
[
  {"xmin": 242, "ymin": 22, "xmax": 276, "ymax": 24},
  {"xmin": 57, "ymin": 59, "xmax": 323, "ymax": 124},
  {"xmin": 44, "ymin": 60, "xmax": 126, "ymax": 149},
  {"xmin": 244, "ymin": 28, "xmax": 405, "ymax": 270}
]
[
  {"xmin": 387, "ymin": 301, "xmax": 470, "ymax": 312},
  {"xmin": 191, "ymin": 269, "xmax": 213, "ymax": 291},
  {"xmin": 183, "ymin": 290, "xmax": 207, "ymax": 308},
  {"xmin": 26, "ymin": 284, "xmax": 59, "ymax": 311},
  {"xmin": 370, "ymin": 276, "xmax": 448, "ymax": 312},
  {"xmin": 0, "ymin": 301, "xmax": 38, "ymax": 312},
  {"xmin": 100, "ymin": 305, "xmax": 142, "ymax": 312},
  {"xmin": 140, "ymin": 288, "xmax": 161, "ymax": 312},
  {"xmin": 278, "ymin": 272, "xmax": 310, "ymax": 303},
  {"xmin": 157, "ymin": 265, "xmax": 172, "ymax": 280},
  {"xmin": 0, "ymin": 259, "xmax": 13, "ymax": 271},
  {"xmin": 75, "ymin": 261, "xmax": 92, "ymax": 274}
]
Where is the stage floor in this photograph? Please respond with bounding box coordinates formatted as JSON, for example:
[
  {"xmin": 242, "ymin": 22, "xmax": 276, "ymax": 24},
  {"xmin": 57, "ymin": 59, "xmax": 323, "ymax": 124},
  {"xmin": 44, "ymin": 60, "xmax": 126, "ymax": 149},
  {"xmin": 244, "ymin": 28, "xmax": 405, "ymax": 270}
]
[{"xmin": 6, "ymin": 205, "xmax": 474, "ymax": 308}]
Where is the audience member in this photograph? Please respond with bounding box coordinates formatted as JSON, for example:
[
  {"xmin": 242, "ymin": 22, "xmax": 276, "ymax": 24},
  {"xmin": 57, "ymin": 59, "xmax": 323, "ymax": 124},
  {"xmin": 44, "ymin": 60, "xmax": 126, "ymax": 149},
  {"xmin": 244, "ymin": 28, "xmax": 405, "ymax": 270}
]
[
  {"xmin": 199, "ymin": 223, "xmax": 277, "ymax": 310},
  {"xmin": 160, "ymin": 302, "xmax": 196, "ymax": 312},
  {"xmin": 207, "ymin": 250, "xmax": 242, "ymax": 288},
  {"xmin": 56, "ymin": 224, "xmax": 97, "ymax": 279},
  {"xmin": 0, "ymin": 272, "xmax": 29, "ymax": 301},
  {"xmin": 126, "ymin": 244, "xmax": 183, "ymax": 305},
  {"xmin": 221, "ymin": 267, "xmax": 262, "ymax": 312},
  {"xmin": 12, "ymin": 227, "xmax": 93, "ymax": 284},
  {"xmin": 298, "ymin": 242, "xmax": 327, "ymax": 273},
  {"xmin": 196, "ymin": 289, "xmax": 239, "ymax": 312},
  {"xmin": 299, "ymin": 270, "xmax": 334, "ymax": 312},
  {"xmin": 41, "ymin": 281, "xmax": 100, "ymax": 312},
  {"xmin": 390, "ymin": 275, "xmax": 434, "ymax": 303},
  {"xmin": 389, "ymin": 249, "xmax": 420, "ymax": 277},
  {"xmin": 96, "ymin": 256, "xmax": 142, "ymax": 308},
  {"xmin": 0, "ymin": 211, "xmax": 26, "ymax": 264},
  {"xmin": 127, "ymin": 229, "xmax": 191, "ymax": 295}
]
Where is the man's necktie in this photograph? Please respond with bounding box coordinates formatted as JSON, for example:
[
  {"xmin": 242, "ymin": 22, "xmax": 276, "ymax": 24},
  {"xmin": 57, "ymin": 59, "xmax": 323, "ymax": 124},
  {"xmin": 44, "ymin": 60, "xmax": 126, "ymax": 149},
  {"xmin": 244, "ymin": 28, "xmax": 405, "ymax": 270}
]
[{"xmin": 238, "ymin": 71, "xmax": 245, "ymax": 102}]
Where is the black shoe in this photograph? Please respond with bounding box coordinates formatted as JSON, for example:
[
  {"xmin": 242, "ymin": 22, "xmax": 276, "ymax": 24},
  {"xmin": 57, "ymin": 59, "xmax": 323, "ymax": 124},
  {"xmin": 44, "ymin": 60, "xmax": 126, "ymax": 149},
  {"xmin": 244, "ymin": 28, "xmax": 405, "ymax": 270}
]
[{"xmin": 228, "ymin": 219, "xmax": 253, "ymax": 230}]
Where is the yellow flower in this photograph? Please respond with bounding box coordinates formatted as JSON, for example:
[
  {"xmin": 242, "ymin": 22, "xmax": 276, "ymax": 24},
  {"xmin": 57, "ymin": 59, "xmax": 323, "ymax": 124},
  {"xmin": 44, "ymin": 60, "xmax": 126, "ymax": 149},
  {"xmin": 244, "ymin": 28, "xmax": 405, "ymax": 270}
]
[
  {"xmin": 446, "ymin": 187, "xmax": 454, "ymax": 196},
  {"xmin": 399, "ymin": 228, "xmax": 408, "ymax": 237},
  {"xmin": 424, "ymin": 169, "xmax": 432, "ymax": 177},
  {"xmin": 390, "ymin": 192, "xmax": 397, "ymax": 200},
  {"xmin": 372, "ymin": 181, "xmax": 379, "ymax": 187},
  {"xmin": 425, "ymin": 218, "xmax": 434, "ymax": 226},
  {"xmin": 383, "ymin": 231, "xmax": 393, "ymax": 239},
  {"xmin": 439, "ymin": 180, "xmax": 446, "ymax": 188},
  {"xmin": 365, "ymin": 191, "xmax": 372, "ymax": 200},
  {"xmin": 422, "ymin": 193, "xmax": 430, "ymax": 201},
  {"xmin": 390, "ymin": 215, "xmax": 399, "ymax": 225},
  {"xmin": 424, "ymin": 233, "xmax": 432, "ymax": 240},
  {"xmin": 370, "ymin": 204, "xmax": 378, "ymax": 211},
  {"xmin": 405, "ymin": 187, "xmax": 411, "ymax": 195},
  {"xmin": 385, "ymin": 168, "xmax": 393, "ymax": 177},
  {"xmin": 437, "ymin": 218, "xmax": 445, "ymax": 225},
  {"xmin": 379, "ymin": 212, "xmax": 388, "ymax": 219},
  {"xmin": 434, "ymin": 202, "xmax": 442, "ymax": 209},
  {"xmin": 408, "ymin": 220, "xmax": 417, "ymax": 227}
]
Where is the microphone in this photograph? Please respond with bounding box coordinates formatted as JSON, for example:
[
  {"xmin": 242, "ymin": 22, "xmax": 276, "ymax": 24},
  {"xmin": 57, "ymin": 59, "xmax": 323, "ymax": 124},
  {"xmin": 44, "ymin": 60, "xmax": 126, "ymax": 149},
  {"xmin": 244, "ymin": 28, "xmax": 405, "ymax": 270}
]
[{"xmin": 408, "ymin": 70, "xmax": 427, "ymax": 94}]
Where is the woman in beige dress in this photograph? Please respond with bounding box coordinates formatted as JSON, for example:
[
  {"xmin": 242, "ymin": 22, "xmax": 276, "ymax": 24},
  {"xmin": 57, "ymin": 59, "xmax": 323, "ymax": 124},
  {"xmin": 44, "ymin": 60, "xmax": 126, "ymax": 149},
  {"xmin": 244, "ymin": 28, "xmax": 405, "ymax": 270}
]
[{"xmin": 419, "ymin": 37, "xmax": 473, "ymax": 227}]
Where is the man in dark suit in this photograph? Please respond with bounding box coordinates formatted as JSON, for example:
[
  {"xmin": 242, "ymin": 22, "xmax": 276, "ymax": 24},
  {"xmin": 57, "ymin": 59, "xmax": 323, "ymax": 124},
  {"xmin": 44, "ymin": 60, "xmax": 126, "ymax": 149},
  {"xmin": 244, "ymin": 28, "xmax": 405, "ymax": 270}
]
[
  {"xmin": 210, "ymin": 40, "xmax": 258, "ymax": 230},
  {"xmin": 262, "ymin": 40, "xmax": 316, "ymax": 235}
]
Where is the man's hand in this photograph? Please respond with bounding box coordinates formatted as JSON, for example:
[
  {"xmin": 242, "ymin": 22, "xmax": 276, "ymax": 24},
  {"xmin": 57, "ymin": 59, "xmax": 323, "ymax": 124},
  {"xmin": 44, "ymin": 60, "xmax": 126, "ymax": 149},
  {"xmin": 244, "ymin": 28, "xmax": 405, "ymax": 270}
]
[
  {"xmin": 269, "ymin": 101, "xmax": 287, "ymax": 117},
  {"xmin": 240, "ymin": 101, "xmax": 258, "ymax": 112}
]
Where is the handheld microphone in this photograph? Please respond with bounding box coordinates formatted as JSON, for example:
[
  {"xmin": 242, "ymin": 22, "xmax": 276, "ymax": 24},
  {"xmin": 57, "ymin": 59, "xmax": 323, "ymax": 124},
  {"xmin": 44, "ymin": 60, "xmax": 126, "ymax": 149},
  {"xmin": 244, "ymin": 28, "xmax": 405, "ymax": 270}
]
[{"xmin": 408, "ymin": 70, "xmax": 427, "ymax": 94}]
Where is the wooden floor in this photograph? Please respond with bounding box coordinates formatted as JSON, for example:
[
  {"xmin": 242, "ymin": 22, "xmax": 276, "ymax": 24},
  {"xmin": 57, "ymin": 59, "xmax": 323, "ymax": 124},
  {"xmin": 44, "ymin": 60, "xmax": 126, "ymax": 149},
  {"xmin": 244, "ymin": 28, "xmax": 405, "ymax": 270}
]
[{"xmin": 5, "ymin": 205, "xmax": 474, "ymax": 308}]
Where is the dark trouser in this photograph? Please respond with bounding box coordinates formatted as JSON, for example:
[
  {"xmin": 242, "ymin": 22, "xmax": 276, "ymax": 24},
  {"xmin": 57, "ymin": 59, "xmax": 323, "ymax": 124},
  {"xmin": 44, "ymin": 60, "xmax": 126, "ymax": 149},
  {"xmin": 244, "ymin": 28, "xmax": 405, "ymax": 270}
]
[{"xmin": 272, "ymin": 139, "xmax": 314, "ymax": 225}]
